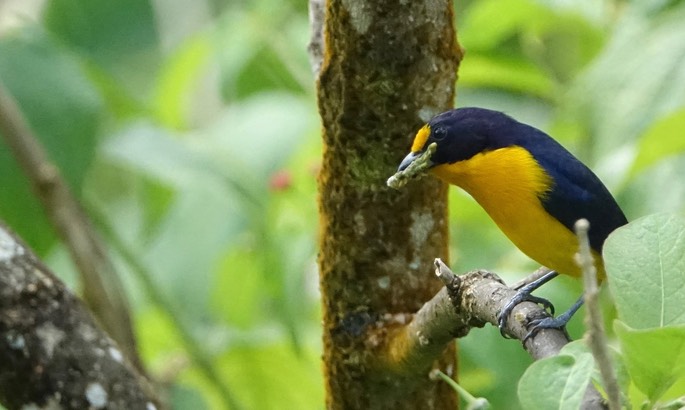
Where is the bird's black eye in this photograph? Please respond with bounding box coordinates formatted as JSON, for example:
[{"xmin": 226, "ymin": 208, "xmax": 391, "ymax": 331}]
[{"xmin": 432, "ymin": 126, "xmax": 447, "ymax": 141}]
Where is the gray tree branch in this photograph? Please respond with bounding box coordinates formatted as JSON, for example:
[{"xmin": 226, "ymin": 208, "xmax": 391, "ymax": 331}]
[{"xmin": 0, "ymin": 222, "xmax": 159, "ymax": 409}]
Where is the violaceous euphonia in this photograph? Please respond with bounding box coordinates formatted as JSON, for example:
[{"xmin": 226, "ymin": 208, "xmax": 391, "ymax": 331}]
[{"xmin": 395, "ymin": 107, "xmax": 628, "ymax": 338}]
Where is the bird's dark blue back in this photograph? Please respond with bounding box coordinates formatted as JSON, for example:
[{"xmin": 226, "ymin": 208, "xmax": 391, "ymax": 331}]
[{"xmin": 504, "ymin": 119, "xmax": 628, "ymax": 252}]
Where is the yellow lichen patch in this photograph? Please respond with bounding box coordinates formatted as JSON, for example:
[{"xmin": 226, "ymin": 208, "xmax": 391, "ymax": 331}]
[{"xmin": 411, "ymin": 124, "xmax": 431, "ymax": 153}]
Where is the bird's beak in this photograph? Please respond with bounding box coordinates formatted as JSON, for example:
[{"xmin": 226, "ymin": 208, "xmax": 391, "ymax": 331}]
[
  {"xmin": 398, "ymin": 152, "xmax": 419, "ymax": 171},
  {"xmin": 398, "ymin": 151, "xmax": 428, "ymax": 171}
]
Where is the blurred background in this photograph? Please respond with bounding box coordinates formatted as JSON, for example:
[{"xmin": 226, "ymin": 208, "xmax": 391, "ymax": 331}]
[{"xmin": 0, "ymin": 0, "xmax": 684, "ymax": 408}]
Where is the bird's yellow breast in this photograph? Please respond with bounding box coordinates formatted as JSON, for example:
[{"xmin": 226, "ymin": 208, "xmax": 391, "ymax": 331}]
[{"xmin": 432, "ymin": 146, "xmax": 603, "ymax": 277}]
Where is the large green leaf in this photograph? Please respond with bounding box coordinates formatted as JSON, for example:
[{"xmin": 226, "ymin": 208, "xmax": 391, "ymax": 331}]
[
  {"xmin": 0, "ymin": 28, "xmax": 103, "ymax": 253},
  {"xmin": 603, "ymin": 213, "xmax": 685, "ymax": 329},
  {"xmin": 630, "ymin": 108, "xmax": 685, "ymax": 176},
  {"xmin": 43, "ymin": 0, "xmax": 160, "ymax": 99},
  {"xmin": 615, "ymin": 321, "xmax": 685, "ymax": 402},
  {"xmin": 154, "ymin": 31, "xmax": 214, "ymax": 129},
  {"xmin": 518, "ymin": 350, "xmax": 593, "ymax": 410},
  {"xmin": 558, "ymin": 340, "xmax": 632, "ymax": 400}
]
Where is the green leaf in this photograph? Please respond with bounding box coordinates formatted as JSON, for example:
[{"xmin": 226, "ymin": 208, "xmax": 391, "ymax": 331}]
[
  {"xmin": 603, "ymin": 213, "xmax": 685, "ymax": 329},
  {"xmin": 618, "ymin": 156, "xmax": 685, "ymax": 219},
  {"xmin": 218, "ymin": 342, "xmax": 324, "ymax": 410},
  {"xmin": 458, "ymin": 55, "xmax": 554, "ymax": 99},
  {"xmin": 154, "ymin": 31, "xmax": 213, "ymax": 129},
  {"xmin": 211, "ymin": 247, "xmax": 263, "ymax": 328},
  {"xmin": 232, "ymin": 45, "xmax": 305, "ymax": 99},
  {"xmin": 630, "ymin": 109, "xmax": 685, "ymax": 176},
  {"xmin": 0, "ymin": 28, "xmax": 103, "ymax": 253},
  {"xmin": 614, "ymin": 320, "xmax": 685, "ymax": 401},
  {"xmin": 461, "ymin": 0, "xmax": 552, "ymax": 50},
  {"xmin": 558, "ymin": 340, "xmax": 632, "ymax": 400},
  {"xmin": 215, "ymin": 4, "xmax": 309, "ymax": 101},
  {"xmin": 565, "ymin": 4, "xmax": 685, "ymax": 158},
  {"xmin": 518, "ymin": 352, "xmax": 593, "ymax": 410},
  {"xmin": 136, "ymin": 307, "xmax": 185, "ymax": 371},
  {"xmin": 176, "ymin": 337, "xmax": 324, "ymax": 410},
  {"xmin": 169, "ymin": 384, "xmax": 209, "ymax": 410},
  {"xmin": 461, "ymin": 0, "xmax": 602, "ymax": 84},
  {"xmin": 214, "ymin": 9, "xmax": 262, "ymax": 101},
  {"xmin": 44, "ymin": 0, "xmax": 158, "ymax": 57},
  {"xmin": 43, "ymin": 0, "xmax": 161, "ymax": 99}
]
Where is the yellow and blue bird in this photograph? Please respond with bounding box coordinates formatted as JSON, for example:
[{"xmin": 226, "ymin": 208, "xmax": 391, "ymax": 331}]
[{"xmin": 397, "ymin": 107, "xmax": 627, "ymax": 338}]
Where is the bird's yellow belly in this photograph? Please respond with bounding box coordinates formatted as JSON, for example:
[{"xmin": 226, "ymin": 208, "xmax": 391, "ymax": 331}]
[
  {"xmin": 432, "ymin": 147, "xmax": 604, "ymax": 278},
  {"xmin": 473, "ymin": 191, "xmax": 585, "ymax": 277}
]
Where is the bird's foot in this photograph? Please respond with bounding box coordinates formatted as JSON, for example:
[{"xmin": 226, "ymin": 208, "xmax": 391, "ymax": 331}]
[
  {"xmin": 522, "ymin": 316, "xmax": 570, "ymax": 344},
  {"xmin": 498, "ymin": 270, "xmax": 559, "ymax": 338},
  {"xmin": 498, "ymin": 291, "xmax": 555, "ymax": 338},
  {"xmin": 522, "ymin": 295, "xmax": 585, "ymax": 343}
]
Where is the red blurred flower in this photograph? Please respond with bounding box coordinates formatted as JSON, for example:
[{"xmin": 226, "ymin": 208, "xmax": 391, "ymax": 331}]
[{"xmin": 269, "ymin": 169, "xmax": 292, "ymax": 191}]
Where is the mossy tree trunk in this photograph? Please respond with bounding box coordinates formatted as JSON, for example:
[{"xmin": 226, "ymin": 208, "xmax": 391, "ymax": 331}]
[{"xmin": 316, "ymin": 0, "xmax": 463, "ymax": 408}]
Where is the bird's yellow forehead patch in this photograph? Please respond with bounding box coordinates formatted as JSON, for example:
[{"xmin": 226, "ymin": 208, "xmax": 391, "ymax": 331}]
[{"xmin": 411, "ymin": 124, "xmax": 431, "ymax": 152}]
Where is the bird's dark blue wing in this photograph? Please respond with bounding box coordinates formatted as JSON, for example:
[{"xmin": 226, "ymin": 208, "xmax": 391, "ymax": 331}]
[{"xmin": 528, "ymin": 139, "xmax": 627, "ymax": 253}]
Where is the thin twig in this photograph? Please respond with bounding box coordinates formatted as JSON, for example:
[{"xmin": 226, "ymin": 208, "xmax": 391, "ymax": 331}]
[
  {"xmin": 511, "ymin": 266, "xmax": 553, "ymax": 290},
  {"xmin": 0, "ymin": 82, "xmax": 142, "ymax": 370},
  {"xmin": 430, "ymin": 369, "xmax": 490, "ymax": 410},
  {"xmin": 575, "ymin": 219, "xmax": 621, "ymax": 410}
]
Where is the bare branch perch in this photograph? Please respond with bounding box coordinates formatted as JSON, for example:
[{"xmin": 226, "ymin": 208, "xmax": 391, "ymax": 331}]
[
  {"xmin": 0, "ymin": 222, "xmax": 159, "ymax": 409},
  {"xmin": 374, "ymin": 259, "xmax": 607, "ymax": 409},
  {"xmin": 377, "ymin": 259, "xmax": 570, "ymax": 371}
]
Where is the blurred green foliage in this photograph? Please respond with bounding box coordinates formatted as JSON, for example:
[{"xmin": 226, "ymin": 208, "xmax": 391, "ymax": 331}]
[{"xmin": 1, "ymin": 0, "xmax": 685, "ymax": 408}]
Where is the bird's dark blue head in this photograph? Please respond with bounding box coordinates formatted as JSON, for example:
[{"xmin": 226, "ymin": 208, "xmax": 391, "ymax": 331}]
[{"xmin": 399, "ymin": 107, "xmax": 518, "ymax": 171}]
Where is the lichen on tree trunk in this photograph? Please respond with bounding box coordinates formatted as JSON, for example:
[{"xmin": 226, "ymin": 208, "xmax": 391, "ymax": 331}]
[{"xmin": 316, "ymin": 0, "xmax": 463, "ymax": 408}]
